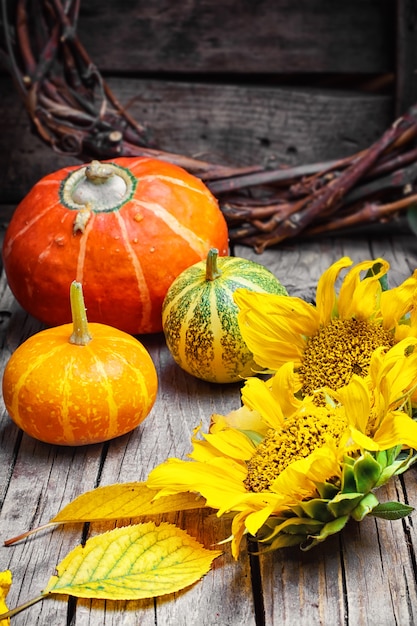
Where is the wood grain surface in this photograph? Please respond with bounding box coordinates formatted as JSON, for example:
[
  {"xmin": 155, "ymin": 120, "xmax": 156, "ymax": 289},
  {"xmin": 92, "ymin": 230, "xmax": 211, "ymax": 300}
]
[
  {"xmin": 1, "ymin": 230, "xmax": 417, "ymax": 625},
  {"xmin": 76, "ymin": 0, "xmax": 395, "ymax": 74}
]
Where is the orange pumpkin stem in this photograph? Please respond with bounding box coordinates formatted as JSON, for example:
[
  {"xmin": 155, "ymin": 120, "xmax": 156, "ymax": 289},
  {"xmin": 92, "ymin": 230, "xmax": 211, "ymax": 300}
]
[
  {"xmin": 205, "ymin": 248, "xmax": 222, "ymax": 281},
  {"xmin": 69, "ymin": 281, "xmax": 92, "ymax": 345}
]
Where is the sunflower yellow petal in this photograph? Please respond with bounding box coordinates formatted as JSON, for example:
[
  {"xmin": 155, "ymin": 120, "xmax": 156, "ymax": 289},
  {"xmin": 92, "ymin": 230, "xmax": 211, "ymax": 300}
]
[
  {"xmin": 373, "ymin": 411, "xmax": 417, "ymax": 450},
  {"xmin": 189, "ymin": 427, "xmax": 229, "ymax": 463},
  {"xmin": 315, "ymin": 256, "xmax": 353, "ymax": 324},
  {"xmin": 407, "ymin": 291, "xmax": 417, "ymax": 336},
  {"xmin": 211, "ymin": 407, "xmax": 268, "ymax": 436},
  {"xmin": 348, "ymin": 427, "xmax": 380, "ymax": 451},
  {"xmin": 336, "ymin": 375, "xmax": 371, "ymax": 432},
  {"xmin": 370, "ymin": 339, "xmax": 417, "ymax": 406},
  {"xmin": 230, "ymin": 511, "xmax": 249, "ymax": 558},
  {"xmin": 380, "ymin": 270, "xmax": 417, "ymax": 330},
  {"xmin": 241, "ymin": 376, "xmax": 285, "ymax": 429},
  {"xmin": 203, "ymin": 429, "xmax": 255, "ymax": 461},
  {"xmin": 270, "ymin": 362, "xmax": 303, "ymax": 417},
  {"xmin": 216, "ymin": 491, "xmax": 284, "ymax": 517},
  {"xmin": 0, "ymin": 570, "xmax": 11, "ymax": 625},
  {"xmin": 337, "ymin": 258, "xmax": 389, "ymax": 319},
  {"xmin": 235, "ymin": 290, "xmax": 318, "ymax": 369},
  {"xmin": 245, "ymin": 504, "xmax": 277, "ymax": 537},
  {"xmin": 147, "ymin": 457, "xmax": 247, "ymax": 511}
]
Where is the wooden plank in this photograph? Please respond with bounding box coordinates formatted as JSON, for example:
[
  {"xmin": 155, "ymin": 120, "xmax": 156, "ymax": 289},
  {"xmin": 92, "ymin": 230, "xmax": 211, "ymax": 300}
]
[
  {"xmin": 107, "ymin": 79, "xmax": 393, "ymax": 167},
  {"xmin": 77, "ymin": 0, "xmax": 396, "ymax": 74},
  {"xmin": 1, "ymin": 230, "xmax": 417, "ymax": 623},
  {"xmin": 395, "ymin": 0, "xmax": 417, "ymax": 114},
  {"xmin": 0, "ymin": 76, "xmax": 393, "ymax": 209}
]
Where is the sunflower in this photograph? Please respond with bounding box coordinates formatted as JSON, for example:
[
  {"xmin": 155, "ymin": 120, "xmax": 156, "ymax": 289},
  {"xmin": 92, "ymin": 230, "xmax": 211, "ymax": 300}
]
[
  {"xmin": 234, "ymin": 257, "xmax": 417, "ymax": 399},
  {"xmin": 146, "ymin": 339, "xmax": 417, "ymax": 557}
]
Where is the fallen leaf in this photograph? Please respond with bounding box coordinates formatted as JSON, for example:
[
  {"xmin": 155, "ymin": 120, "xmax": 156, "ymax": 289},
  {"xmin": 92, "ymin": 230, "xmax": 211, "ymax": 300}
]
[
  {"xmin": 0, "ymin": 571, "xmax": 12, "ymax": 625},
  {"xmin": 43, "ymin": 522, "xmax": 222, "ymax": 600},
  {"xmin": 51, "ymin": 482, "xmax": 205, "ymax": 524}
]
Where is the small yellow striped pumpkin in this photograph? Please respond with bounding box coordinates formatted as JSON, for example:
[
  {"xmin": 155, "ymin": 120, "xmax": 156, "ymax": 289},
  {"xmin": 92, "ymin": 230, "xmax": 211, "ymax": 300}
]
[
  {"xmin": 162, "ymin": 249, "xmax": 287, "ymax": 383},
  {"xmin": 2, "ymin": 282, "xmax": 158, "ymax": 446}
]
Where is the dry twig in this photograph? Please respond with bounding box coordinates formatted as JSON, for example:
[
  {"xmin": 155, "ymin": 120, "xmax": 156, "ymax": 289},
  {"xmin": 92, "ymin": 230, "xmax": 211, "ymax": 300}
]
[{"xmin": 1, "ymin": 0, "xmax": 417, "ymax": 251}]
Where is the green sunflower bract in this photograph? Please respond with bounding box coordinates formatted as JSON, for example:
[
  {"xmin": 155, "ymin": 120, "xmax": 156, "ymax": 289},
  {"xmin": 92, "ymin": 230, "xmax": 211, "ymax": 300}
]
[{"xmin": 147, "ymin": 258, "xmax": 417, "ymax": 558}]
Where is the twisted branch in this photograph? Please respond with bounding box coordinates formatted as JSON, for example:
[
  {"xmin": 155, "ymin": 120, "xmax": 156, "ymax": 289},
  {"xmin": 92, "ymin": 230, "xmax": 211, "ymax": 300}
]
[{"xmin": 1, "ymin": 0, "xmax": 417, "ymax": 251}]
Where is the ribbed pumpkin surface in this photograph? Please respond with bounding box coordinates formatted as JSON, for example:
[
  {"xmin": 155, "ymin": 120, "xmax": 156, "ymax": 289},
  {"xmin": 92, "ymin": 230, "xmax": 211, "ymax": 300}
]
[
  {"xmin": 162, "ymin": 254, "xmax": 287, "ymax": 383},
  {"xmin": 2, "ymin": 157, "xmax": 229, "ymax": 335},
  {"xmin": 2, "ymin": 323, "xmax": 158, "ymax": 446}
]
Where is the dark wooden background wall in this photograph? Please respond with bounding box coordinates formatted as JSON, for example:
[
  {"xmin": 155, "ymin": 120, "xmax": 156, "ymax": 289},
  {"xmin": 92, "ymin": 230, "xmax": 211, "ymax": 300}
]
[{"xmin": 0, "ymin": 0, "xmax": 416, "ymax": 217}]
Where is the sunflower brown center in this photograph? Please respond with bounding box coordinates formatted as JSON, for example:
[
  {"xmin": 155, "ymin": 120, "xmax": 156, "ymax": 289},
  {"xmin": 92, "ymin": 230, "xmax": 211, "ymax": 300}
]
[
  {"xmin": 244, "ymin": 409, "xmax": 347, "ymax": 492},
  {"xmin": 299, "ymin": 317, "xmax": 394, "ymax": 397}
]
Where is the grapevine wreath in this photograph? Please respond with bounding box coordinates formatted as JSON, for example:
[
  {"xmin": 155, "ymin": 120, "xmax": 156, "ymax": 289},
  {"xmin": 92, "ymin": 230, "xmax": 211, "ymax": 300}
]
[{"xmin": 1, "ymin": 0, "xmax": 417, "ymax": 252}]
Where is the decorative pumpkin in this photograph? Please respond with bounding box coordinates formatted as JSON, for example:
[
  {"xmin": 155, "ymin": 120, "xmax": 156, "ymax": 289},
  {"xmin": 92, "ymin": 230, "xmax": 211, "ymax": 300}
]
[
  {"xmin": 162, "ymin": 248, "xmax": 288, "ymax": 383},
  {"xmin": 2, "ymin": 157, "xmax": 229, "ymax": 335},
  {"xmin": 2, "ymin": 281, "xmax": 158, "ymax": 446}
]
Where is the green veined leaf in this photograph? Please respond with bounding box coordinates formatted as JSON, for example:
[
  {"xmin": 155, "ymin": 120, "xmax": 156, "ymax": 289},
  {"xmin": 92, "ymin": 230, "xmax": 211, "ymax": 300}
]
[
  {"xmin": 370, "ymin": 502, "xmax": 414, "ymax": 521},
  {"xmin": 43, "ymin": 522, "xmax": 222, "ymax": 600},
  {"xmin": 52, "ymin": 482, "xmax": 205, "ymax": 524}
]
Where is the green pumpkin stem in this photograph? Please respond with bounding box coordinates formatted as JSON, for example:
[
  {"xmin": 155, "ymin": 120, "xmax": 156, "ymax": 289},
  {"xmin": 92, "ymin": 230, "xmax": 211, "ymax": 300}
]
[
  {"xmin": 206, "ymin": 248, "xmax": 222, "ymax": 281},
  {"xmin": 69, "ymin": 281, "xmax": 92, "ymax": 345}
]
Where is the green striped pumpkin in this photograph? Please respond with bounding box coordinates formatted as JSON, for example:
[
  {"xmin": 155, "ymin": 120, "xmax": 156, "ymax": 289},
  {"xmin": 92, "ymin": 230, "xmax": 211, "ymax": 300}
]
[{"xmin": 162, "ymin": 248, "xmax": 288, "ymax": 383}]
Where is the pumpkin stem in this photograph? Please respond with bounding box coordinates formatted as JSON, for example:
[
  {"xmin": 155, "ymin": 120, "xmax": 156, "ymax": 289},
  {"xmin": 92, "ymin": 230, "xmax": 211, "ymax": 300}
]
[
  {"xmin": 205, "ymin": 248, "xmax": 222, "ymax": 281},
  {"xmin": 69, "ymin": 281, "xmax": 92, "ymax": 345},
  {"xmin": 64, "ymin": 161, "xmax": 132, "ymax": 212},
  {"xmin": 85, "ymin": 160, "xmax": 115, "ymax": 184}
]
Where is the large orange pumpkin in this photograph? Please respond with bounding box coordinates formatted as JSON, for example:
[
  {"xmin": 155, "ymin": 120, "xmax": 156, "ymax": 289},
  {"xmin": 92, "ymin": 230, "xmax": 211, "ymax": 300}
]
[
  {"xmin": 2, "ymin": 282, "xmax": 158, "ymax": 446},
  {"xmin": 2, "ymin": 157, "xmax": 229, "ymax": 334}
]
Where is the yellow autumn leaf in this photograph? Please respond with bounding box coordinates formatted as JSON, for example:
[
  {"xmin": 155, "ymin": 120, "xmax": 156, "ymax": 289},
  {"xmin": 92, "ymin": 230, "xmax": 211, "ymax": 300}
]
[
  {"xmin": 4, "ymin": 483, "xmax": 207, "ymax": 547},
  {"xmin": 51, "ymin": 482, "xmax": 205, "ymax": 524},
  {"xmin": 0, "ymin": 571, "xmax": 12, "ymax": 625},
  {"xmin": 43, "ymin": 522, "xmax": 222, "ymax": 600}
]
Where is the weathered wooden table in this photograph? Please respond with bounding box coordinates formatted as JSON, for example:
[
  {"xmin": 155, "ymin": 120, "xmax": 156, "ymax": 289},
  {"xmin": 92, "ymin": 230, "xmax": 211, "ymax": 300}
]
[
  {"xmin": 1, "ymin": 223, "xmax": 417, "ymax": 626},
  {"xmin": 2, "ymin": 1, "xmax": 417, "ymax": 623}
]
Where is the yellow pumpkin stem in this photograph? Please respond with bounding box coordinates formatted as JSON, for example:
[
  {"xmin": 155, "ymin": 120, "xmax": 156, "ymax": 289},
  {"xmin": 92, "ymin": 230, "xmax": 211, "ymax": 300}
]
[
  {"xmin": 205, "ymin": 248, "xmax": 222, "ymax": 281},
  {"xmin": 69, "ymin": 281, "xmax": 92, "ymax": 345}
]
